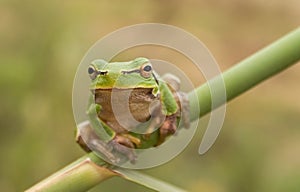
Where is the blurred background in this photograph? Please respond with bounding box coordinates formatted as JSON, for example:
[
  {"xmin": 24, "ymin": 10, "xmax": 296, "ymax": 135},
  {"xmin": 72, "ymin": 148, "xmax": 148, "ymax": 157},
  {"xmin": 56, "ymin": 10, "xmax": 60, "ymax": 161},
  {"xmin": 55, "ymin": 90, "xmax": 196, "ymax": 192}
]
[{"xmin": 1, "ymin": 0, "xmax": 300, "ymax": 191}]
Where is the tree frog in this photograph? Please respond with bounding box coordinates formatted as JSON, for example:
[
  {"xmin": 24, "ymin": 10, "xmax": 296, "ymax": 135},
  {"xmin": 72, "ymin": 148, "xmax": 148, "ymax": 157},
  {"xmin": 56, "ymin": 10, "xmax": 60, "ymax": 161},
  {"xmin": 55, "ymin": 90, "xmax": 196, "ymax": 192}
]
[{"xmin": 76, "ymin": 57, "xmax": 189, "ymax": 164}]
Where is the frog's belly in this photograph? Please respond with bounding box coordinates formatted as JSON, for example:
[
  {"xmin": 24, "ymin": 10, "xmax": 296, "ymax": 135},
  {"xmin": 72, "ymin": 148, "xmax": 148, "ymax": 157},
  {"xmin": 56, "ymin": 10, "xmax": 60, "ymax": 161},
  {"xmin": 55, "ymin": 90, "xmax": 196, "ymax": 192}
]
[{"xmin": 94, "ymin": 88, "xmax": 159, "ymax": 133}]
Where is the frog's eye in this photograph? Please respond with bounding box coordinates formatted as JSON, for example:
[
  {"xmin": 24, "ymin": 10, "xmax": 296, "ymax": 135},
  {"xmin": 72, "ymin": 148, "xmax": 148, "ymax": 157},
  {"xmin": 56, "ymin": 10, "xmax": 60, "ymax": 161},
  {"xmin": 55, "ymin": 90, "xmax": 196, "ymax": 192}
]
[
  {"xmin": 140, "ymin": 63, "xmax": 152, "ymax": 78},
  {"xmin": 88, "ymin": 65, "xmax": 98, "ymax": 80}
]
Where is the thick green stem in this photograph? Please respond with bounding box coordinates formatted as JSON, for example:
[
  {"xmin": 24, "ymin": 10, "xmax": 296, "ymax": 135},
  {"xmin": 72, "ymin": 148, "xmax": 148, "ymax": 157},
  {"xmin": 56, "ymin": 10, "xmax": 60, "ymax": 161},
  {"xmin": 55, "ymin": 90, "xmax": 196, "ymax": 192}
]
[
  {"xmin": 189, "ymin": 27, "xmax": 300, "ymax": 120},
  {"xmin": 26, "ymin": 27, "xmax": 300, "ymax": 192},
  {"xmin": 25, "ymin": 153, "xmax": 117, "ymax": 192}
]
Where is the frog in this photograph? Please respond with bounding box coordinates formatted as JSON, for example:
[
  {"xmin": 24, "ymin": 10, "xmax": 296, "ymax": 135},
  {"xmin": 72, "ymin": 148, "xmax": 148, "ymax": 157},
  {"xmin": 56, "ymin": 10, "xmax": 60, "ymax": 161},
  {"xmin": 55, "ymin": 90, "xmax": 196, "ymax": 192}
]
[{"xmin": 76, "ymin": 57, "xmax": 190, "ymax": 164}]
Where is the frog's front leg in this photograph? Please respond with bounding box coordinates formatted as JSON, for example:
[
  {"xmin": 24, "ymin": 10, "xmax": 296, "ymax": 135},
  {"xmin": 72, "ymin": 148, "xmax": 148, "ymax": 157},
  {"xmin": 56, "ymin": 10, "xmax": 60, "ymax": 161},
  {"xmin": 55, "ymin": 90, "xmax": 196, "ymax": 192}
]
[
  {"xmin": 155, "ymin": 74, "xmax": 190, "ymax": 145},
  {"xmin": 162, "ymin": 73, "xmax": 190, "ymax": 129},
  {"xmin": 76, "ymin": 122, "xmax": 137, "ymax": 164},
  {"xmin": 86, "ymin": 103, "xmax": 138, "ymax": 163},
  {"xmin": 76, "ymin": 121, "xmax": 120, "ymax": 164}
]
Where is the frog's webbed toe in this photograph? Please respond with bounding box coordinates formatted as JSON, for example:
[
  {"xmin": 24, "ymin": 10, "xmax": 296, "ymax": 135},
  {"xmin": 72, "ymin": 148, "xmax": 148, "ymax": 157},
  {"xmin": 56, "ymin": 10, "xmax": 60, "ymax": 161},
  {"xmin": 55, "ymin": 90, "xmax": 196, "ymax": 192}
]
[{"xmin": 76, "ymin": 122, "xmax": 137, "ymax": 164}]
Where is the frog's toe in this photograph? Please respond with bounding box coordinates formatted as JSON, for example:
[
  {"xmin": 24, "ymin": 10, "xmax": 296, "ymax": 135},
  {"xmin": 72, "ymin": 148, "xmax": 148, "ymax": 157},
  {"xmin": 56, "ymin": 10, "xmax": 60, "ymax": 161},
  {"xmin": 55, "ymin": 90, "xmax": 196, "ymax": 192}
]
[
  {"xmin": 89, "ymin": 139, "xmax": 120, "ymax": 164},
  {"xmin": 121, "ymin": 134, "xmax": 141, "ymax": 147},
  {"xmin": 114, "ymin": 135, "xmax": 135, "ymax": 148}
]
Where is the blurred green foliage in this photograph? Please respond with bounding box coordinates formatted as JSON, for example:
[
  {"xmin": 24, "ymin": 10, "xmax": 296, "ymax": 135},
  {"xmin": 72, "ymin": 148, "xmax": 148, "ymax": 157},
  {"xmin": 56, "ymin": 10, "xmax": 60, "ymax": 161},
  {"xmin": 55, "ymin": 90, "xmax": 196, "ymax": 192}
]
[{"xmin": 0, "ymin": 0, "xmax": 300, "ymax": 191}]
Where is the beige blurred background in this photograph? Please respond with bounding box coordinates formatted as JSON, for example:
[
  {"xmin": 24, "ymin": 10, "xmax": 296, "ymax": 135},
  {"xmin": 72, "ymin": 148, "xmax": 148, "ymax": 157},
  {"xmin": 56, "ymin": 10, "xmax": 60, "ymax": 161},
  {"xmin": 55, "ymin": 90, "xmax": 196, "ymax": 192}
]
[{"xmin": 0, "ymin": 0, "xmax": 300, "ymax": 191}]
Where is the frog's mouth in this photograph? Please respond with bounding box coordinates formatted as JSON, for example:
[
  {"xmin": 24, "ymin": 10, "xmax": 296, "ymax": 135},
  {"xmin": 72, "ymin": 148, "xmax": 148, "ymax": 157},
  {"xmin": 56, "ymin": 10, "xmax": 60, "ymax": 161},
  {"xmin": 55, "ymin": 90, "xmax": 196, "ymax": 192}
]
[{"xmin": 93, "ymin": 87, "xmax": 154, "ymax": 93}]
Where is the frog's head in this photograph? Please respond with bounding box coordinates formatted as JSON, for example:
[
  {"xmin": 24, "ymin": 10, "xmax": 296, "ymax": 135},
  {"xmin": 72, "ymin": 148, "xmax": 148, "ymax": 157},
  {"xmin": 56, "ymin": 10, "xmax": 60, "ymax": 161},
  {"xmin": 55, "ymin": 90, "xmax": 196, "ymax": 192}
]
[{"xmin": 88, "ymin": 57, "xmax": 159, "ymax": 91}]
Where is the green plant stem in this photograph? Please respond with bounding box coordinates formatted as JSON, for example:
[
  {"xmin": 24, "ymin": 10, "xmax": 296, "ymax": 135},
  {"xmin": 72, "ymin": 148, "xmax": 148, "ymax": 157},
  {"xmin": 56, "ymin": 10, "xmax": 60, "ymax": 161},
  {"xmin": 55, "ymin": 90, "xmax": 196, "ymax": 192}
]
[
  {"xmin": 189, "ymin": 27, "xmax": 300, "ymax": 120},
  {"xmin": 25, "ymin": 153, "xmax": 117, "ymax": 192},
  {"xmin": 26, "ymin": 27, "xmax": 300, "ymax": 192}
]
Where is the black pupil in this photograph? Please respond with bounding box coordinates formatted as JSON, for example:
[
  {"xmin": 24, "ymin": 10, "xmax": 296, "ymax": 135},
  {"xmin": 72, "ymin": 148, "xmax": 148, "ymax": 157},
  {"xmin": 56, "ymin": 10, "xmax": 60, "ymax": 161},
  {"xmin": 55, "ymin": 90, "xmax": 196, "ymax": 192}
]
[
  {"xmin": 143, "ymin": 65, "xmax": 152, "ymax": 72},
  {"xmin": 88, "ymin": 67, "xmax": 95, "ymax": 74}
]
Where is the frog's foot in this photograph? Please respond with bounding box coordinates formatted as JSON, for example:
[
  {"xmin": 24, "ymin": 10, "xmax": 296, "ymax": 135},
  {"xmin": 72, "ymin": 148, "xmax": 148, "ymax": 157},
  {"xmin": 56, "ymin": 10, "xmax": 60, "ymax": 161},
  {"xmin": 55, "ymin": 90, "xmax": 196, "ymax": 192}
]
[
  {"xmin": 75, "ymin": 125, "xmax": 92, "ymax": 153},
  {"xmin": 121, "ymin": 134, "xmax": 141, "ymax": 147},
  {"xmin": 109, "ymin": 135, "xmax": 138, "ymax": 164},
  {"xmin": 157, "ymin": 114, "xmax": 177, "ymax": 146},
  {"xmin": 76, "ymin": 122, "xmax": 138, "ymax": 164},
  {"xmin": 76, "ymin": 121, "xmax": 121, "ymax": 164}
]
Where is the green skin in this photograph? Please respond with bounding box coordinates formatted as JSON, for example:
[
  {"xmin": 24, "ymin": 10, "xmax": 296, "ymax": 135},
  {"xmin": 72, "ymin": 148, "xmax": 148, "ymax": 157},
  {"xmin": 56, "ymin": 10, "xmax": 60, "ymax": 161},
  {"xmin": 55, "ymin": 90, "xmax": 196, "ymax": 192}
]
[{"xmin": 77, "ymin": 57, "xmax": 189, "ymax": 163}]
